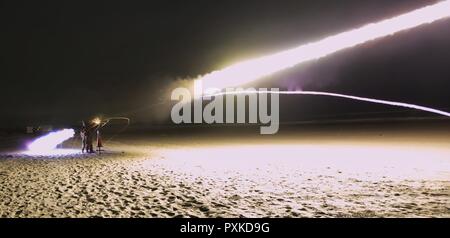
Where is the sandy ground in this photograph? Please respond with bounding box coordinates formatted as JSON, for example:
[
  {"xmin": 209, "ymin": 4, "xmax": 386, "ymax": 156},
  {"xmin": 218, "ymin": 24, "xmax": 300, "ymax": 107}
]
[{"xmin": 0, "ymin": 122, "xmax": 449, "ymax": 218}]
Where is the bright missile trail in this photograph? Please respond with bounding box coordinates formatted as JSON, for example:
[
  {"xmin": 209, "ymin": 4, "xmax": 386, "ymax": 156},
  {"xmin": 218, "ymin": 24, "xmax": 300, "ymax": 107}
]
[
  {"xmin": 199, "ymin": 1, "xmax": 450, "ymax": 89},
  {"xmin": 26, "ymin": 129, "xmax": 75, "ymax": 155},
  {"xmin": 205, "ymin": 90, "xmax": 450, "ymax": 117}
]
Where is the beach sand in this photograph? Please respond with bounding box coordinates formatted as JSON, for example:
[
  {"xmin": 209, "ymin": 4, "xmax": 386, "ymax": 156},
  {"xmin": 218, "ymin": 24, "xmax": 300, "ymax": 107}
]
[{"xmin": 0, "ymin": 122, "xmax": 449, "ymax": 217}]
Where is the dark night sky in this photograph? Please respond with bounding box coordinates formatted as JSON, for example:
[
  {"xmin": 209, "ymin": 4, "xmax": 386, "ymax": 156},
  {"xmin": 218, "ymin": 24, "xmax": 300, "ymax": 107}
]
[{"xmin": 1, "ymin": 0, "xmax": 450, "ymax": 126}]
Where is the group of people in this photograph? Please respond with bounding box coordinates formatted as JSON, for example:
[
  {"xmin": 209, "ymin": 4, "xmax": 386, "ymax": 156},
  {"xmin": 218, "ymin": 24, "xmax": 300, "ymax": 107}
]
[{"xmin": 80, "ymin": 120, "xmax": 103, "ymax": 153}]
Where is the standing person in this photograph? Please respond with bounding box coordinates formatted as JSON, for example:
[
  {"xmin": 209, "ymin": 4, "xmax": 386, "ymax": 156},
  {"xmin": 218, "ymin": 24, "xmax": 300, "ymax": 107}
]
[
  {"xmin": 80, "ymin": 121, "xmax": 87, "ymax": 153},
  {"xmin": 96, "ymin": 129, "xmax": 103, "ymax": 153},
  {"xmin": 86, "ymin": 117, "xmax": 104, "ymax": 153},
  {"xmin": 85, "ymin": 121, "xmax": 96, "ymax": 153}
]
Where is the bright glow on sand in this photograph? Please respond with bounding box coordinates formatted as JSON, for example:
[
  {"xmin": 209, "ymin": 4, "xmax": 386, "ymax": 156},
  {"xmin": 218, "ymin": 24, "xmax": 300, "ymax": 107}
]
[
  {"xmin": 152, "ymin": 143, "xmax": 450, "ymax": 181},
  {"xmin": 200, "ymin": 1, "xmax": 450, "ymax": 89}
]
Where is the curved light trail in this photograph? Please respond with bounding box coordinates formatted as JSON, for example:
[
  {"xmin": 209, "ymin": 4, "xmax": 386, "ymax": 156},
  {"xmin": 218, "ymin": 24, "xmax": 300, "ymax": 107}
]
[{"xmin": 206, "ymin": 90, "xmax": 450, "ymax": 117}]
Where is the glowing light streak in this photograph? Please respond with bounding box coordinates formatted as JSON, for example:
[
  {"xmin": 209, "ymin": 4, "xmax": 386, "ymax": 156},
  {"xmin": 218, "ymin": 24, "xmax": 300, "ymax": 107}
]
[
  {"xmin": 199, "ymin": 1, "xmax": 450, "ymax": 89},
  {"xmin": 27, "ymin": 129, "xmax": 75, "ymax": 154},
  {"xmin": 206, "ymin": 90, "xmax": 450, "ymax": 117}
]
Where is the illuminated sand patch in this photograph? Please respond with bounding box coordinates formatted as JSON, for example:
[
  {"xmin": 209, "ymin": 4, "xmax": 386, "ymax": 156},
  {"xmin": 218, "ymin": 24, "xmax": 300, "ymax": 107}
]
[
  {"xmin": 148, "ymin": 143, "xmax": 450, "ymax": 182},
  {"xmin": 1, "ymin": 133, "xmax": 448, "ymax": 218}
]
